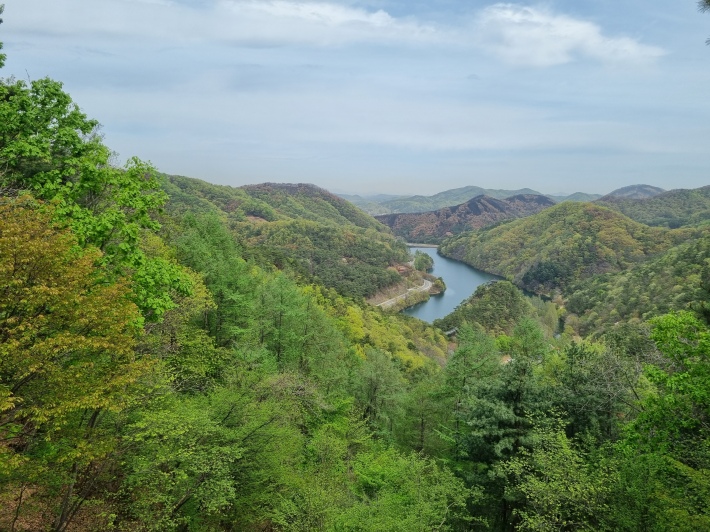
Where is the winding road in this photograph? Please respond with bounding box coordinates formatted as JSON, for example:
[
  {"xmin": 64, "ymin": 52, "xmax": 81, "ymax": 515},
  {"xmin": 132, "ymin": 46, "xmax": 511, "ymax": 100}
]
[{"xmin": 376, "ymin": 279, "xmax": 433, "ymax": 310}]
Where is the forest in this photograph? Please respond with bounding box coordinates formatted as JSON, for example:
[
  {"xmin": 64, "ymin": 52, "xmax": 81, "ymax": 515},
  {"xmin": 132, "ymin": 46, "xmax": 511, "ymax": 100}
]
[{"xmin": 1, "ymin": 13, "xmax": 710, "ymax": 532}]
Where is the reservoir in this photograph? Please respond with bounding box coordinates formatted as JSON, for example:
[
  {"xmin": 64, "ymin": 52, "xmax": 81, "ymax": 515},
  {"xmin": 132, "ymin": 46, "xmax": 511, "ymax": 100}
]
[{"xmin": 403, "ymin": 246, "xmax": 500, "ymax": 323}]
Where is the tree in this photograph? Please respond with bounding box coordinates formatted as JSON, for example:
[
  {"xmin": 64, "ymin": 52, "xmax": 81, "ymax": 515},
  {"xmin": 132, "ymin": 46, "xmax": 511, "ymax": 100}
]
[
  {"xmin": 0, "ymin": 76, "xmax": 192, "ymax": 320},
  {"xmin": 0, "ymin": 4, "xmax": 5, "ymax": 69},
  {"xmin": 701, "ymin": 0, "xmax": 710, "ymax": 44},
  {"xmin": 0, "ymin": 198, "xmax": 153, "ymax": 531}
]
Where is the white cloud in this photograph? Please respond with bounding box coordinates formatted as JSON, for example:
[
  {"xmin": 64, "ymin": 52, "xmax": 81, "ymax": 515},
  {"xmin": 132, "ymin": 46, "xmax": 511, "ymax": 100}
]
[
  {"xmin": 7, "ymin": 0, "xmax": 439, "ymax": 47},
  {"xmin": 477, "ymin": 4, "xmax": 666, "ymax": 67}
]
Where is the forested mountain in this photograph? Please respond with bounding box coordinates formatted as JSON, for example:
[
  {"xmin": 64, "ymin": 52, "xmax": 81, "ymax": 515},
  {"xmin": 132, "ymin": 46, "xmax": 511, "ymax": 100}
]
[
  {"xmin": 546, "ymin": 191, "xmax": 603, "ymax": 202},
  {"xmin": 597, "ymin": 185, "xmax": 710, "ymax": 228},
  {"xmin": 343, "ymin": 185, "xmax": 541, "ymax": 214},
  {"xmin": 375, "ymin": 194, "xmax": 555, "ymax": 244},
  {"xmin": 566, "ymin": 231, "xmax": 710, "ymax": 333},
  {"xmin": 343, "ymin": 187, "xmax": 601, "ymax": 215},
  {"xmin": 337, "ymin": 193, "xmax": 404, "ymax": 215},
  {"xmin": 600, "ymin": 183, "xmax": 665, "ymax": 200},
  {"xmin": 439, "ymin": 202, "xmax": 691, "ymax": 294},
  {"xmin": 3, "ymin": 33, "xmax": 710, "ymax": 532},
  {"xmin": 166, "ymin": 176, "xmax": 408, "ymax": 298}
]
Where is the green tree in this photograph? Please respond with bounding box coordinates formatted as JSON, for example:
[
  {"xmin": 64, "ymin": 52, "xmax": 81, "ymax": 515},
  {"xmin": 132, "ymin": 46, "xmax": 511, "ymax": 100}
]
[
  {"xmin": 0, "ymin": 4, "xmax": 5, "ymax": 69},
  {"xmin": 498, "ymin": 418, "xmax": 612, "ymax": 531},
  {"xmin": 0, "ymin": 198, "xmax": 152, "ymax": 531},
  {"xmin": 413, "ymin": 250, "xmax": 434, "ymax": 272},
  {"xmin": 0, "ymin": 76, "xmax": 191, "ymax": 320}
]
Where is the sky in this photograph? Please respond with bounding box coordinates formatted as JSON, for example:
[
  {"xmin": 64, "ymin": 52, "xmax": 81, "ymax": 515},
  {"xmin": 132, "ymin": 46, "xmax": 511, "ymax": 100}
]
[{"xmin": 2, "ymin": 0, "xmax": 710, "ymax": 196}]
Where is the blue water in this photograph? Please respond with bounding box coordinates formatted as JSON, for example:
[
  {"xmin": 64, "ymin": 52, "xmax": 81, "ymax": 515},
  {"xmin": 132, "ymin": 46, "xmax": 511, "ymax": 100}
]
[{"xmin": 403, "ymin": 246, "xmax": 500, "ymax": 323}]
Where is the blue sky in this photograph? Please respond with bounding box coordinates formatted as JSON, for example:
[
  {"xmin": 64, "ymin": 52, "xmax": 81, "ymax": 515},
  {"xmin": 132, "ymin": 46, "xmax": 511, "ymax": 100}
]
[{"xmin": 2, "ymin": 0, "xmax": 710, "ymax": 195}]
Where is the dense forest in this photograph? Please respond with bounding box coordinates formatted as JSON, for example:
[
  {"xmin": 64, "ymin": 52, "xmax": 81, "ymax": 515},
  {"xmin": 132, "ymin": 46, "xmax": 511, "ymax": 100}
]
[{"xmin": 2, "ymin": 16, "xmax": 710, "ymax": 532}]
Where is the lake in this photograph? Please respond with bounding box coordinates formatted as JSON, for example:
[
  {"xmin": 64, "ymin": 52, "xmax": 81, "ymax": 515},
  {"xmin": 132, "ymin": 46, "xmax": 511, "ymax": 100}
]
[{"xmin": 403, "ymin": 246, "xmax": 501, "ymax": 323}]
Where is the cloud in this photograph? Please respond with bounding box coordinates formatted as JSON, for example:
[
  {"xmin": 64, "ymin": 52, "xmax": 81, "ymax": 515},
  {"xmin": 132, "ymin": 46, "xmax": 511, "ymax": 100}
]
[
  {"xmin": 7, "ymin": 0, "xmax": 439, "ymax": 48},
  {"xmin": 476, "ymin": 4, "xmax": 666, "ymax": 67}
]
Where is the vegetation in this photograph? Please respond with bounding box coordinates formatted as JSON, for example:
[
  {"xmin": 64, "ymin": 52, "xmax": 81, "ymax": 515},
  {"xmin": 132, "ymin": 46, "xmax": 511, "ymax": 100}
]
[
  {"xmin": 413, "ymin": 250, "xmax": 434, "ymax": 271},
  {"xmin": 376, "ymin": 194, "xmax": 555, "ymax": 244},
  {"xmin": 165, "ymin": 176, "xmax": 408, "ymax": 298},
  {"xmin": 597, "ymin": 185, "xmax": 710, "ymax": 228},
  {"xmin": 566, "ymin": 230, "xmax": 710, "ymax": 334},
  {"xmin": 440, "ymin": 202, "xmax": 691, "ymax": 294},
  {"xmin": 3, "ymin": 31, "xmax": 710, "ymax": 532}
]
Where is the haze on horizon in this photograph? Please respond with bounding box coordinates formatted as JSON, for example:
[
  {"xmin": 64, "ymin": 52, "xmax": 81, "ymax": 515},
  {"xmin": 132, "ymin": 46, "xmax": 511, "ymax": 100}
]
[{"xmin": 2, "ymin": 0, "xmax": 709, "ymax": 196}]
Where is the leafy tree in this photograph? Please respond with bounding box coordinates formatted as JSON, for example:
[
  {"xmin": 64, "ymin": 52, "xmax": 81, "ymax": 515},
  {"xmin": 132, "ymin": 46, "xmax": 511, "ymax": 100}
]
[
  {"xmin": 0, "ymin": 4, "xmax": 5, "ymax": 69},
  {"xmin": 0, "ymin": 198, "xmax": 152, "ymax": 531},
  {"xmin": 498, "ymin": 418, "xmax": 612, "ymax": 531},
  {"xmin": 413, "ymin": 250, "xmax": 434, "ymax": 271},
  {"xmin": 604, "ymin": 312, "xmax": 710, "ymax": 530},
  {"xmin": 0, "ymin": 76, "xmax": 192, "ymax": 320},
  {"xmin": 336, "ymin": 447, "xmax": 473, "ymax": 531}
]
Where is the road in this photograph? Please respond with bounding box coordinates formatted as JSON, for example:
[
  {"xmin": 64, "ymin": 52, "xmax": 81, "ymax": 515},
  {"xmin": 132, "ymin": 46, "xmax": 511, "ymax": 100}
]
[{"xmin": 376, "ymin": 279, "xmax": 433, "ymax": 310}]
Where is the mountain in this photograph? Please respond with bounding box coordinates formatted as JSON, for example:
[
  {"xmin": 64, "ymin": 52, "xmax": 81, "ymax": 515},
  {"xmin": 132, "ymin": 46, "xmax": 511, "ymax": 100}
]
[
  {"xmin": 567, "ymin": 230, "xmax": 710, "ymax": 334},
  {"xmin": 365, "ymin": 185, "xmax": 543, "ymax": 214},
  {"xmin": 165, "ymin": 177, "xmax": 408, "ymax": 298},
  {"xmin": 600, "ymin": 184, "xmax": 665, "ymax": 200},
  {"xmin": 337, "ymin": 193, "xmax": 404, "ymax": 215},
  {"xmin": 596, "ymin": 185, "xmax": 710, "ymax": 228},
  {"xmin": 375, "ymin": 194, "xmax": 555, "ymax": 244},
  {"xmin": 547, "ymin": 192, "xmax": 603, "ymax": 202},
  {"xmin": 439, "ymin": 202, "xmax": 690, "ymax": 294}
]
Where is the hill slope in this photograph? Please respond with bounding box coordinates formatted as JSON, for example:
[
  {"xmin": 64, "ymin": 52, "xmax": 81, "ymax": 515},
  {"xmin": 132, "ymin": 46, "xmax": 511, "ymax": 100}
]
[
  {"xmin": 439, "ymin": 202, "xmax": 689, "ymax": 294},
  {"xmin": 596, "ymin": 185, "xmax": 710, "ymax": 228},
  {"xmin": 373, "ymin": 185, "xmax": 543, "ymax": 214},
  {"xmin": 566, "ymin": 231, "xmax": 710, "ymax": 333},
  {"xmin": 375, "ymin": 194, "xmax": 555, "ymax": 244},
  {"xmin": 165, "ymin": 176, "xmax": 408, "ymax": 298},
  {"xmin": 600, "ymin": 184, "xmax": 665, "ymax": 200}
]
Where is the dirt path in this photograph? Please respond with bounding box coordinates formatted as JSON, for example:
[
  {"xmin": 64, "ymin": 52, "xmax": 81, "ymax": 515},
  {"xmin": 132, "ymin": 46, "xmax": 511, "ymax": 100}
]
[{"xmin": 376, "ymin": 279, "xmax": 432, "ymax": 309}]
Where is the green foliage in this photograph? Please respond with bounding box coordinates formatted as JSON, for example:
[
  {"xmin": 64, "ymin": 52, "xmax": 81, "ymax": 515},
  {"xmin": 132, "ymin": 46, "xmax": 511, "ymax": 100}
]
[
  {"xmin": 598, "ymin": 186, "xmax": 710, "ymax": 228},
  {"xmin": 0, "ymin": 76, "xmax": 193, "ymax": 320},
  {"xmin": 165, "ymin": 176, "xmax": 408, "ymax": 298},
  {"xmin": 440, "ymin": 202, "xmax": 687, "ymax": 294},
  {"xmin": 434, "ymin": 280, "xmax": 534, "ymax": 334},
  {"xmin": 603, "ymin": 312, "xmax": 710, "ymax": 531},
  {"xmin": 0, "ymin": 199, "xmax": 155, "ymax": 531},
  {"xmin": 498, "ymin": 418, "xmax": 612, "ymax": 531},
  {"xmin": 413, "ymin": 250, "xmax": 434, "ymax": 271},
  {"xmin": 336, "ymin": 447, "xmax": 472, "ymax": 531},
  {"xmin": 567, "ymin": 231, "xmax": 710, "ymax": 333}
]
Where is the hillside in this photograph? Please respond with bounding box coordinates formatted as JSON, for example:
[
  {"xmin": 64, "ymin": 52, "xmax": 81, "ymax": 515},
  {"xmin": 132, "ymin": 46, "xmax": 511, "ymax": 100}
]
[
  {"xmin": 566, "ymin": 230, "xmax": 710, "ymax": 333},
  {"xmin": 596, "ymin": 185, "xmax": 710, "ymax": 228},
  {"xmin": 375, "ymin": 194, "xmax": 555, "ymax": 244},
  {"xmin": 600, "ymin": 184, "xmax": 665, "ymax": 200},
  {"xmin": 338, "ymin": 193, "xmax": 404, "ymax": 215},
  {"xmin": 4, "ymin": 66, "xmax": 710, "ymax": 532},
  {"xmin": 369, "ymin": 185, "xmax": 543, "ymax": 214},
  {"xmin": 165, "ymin": 176, "xmax": 408, "ymax": 298},
  {"xmin": 439, "ymin": 202, "xmax": 689, "ymax": 294},
  {"xmin": 547, "ymin": 192, "xmax": 603, "ymax": 202}
]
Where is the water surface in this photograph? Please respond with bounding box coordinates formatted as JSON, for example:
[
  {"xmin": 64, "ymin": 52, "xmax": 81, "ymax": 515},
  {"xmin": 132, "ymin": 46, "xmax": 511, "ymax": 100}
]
[{"xmin": 403, "ymin": 246, "xmax": 500, "ymax": 323}]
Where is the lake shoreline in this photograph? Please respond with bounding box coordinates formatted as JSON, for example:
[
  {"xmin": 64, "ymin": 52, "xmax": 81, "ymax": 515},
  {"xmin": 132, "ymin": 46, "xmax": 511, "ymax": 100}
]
[{"xmin": 403, "ymin": 246, "xmax": 501, "ymax": 323}]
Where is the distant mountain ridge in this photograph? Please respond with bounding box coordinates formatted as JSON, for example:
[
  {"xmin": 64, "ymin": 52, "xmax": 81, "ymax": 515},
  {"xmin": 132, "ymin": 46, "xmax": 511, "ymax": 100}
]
[
  {"xmin": 600, "ymin": 184, "xmax": 665, "ymax": 200},
  {"xmin": 439, "ymin": 202, "xmax": 689, "ymax": 294},
  {"xmin": 376, "ymin": 194, "xmax": 555, "ymax": 244},
  {"xmin": 376, "ymin": 186, "xmax": 543, "ymax": 214},
  {"xmin": 341, "ymin": 186, "xmax": 598, "ymax": 215},
  {"xmin": 596, "ymin": 185, "xmax": 710, "ymax": 228}
]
